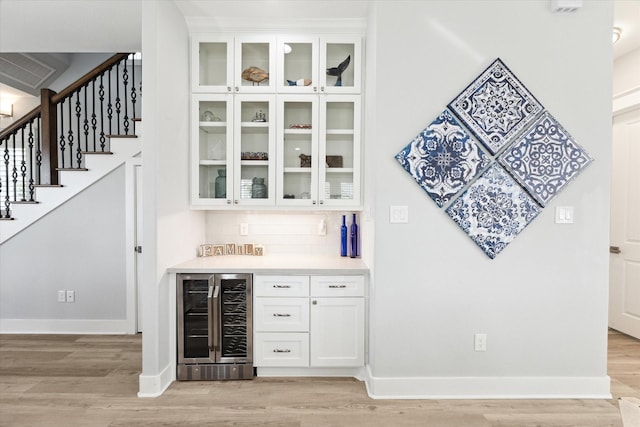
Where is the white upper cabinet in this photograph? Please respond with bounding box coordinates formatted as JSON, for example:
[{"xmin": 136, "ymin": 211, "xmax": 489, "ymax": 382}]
[
  {"xmin": 192, "ymin": 34, "xmax": 276, "ymax": 93},
  {"xmin": 276, "ymin": 94, "xmax": 360, "ymax": 207},
  {"xmin": 277, "ymin": 35, "xmax": 362, "ymax": 94}
]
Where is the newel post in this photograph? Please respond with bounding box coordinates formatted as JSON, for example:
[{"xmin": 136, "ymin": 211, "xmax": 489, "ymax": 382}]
[{"xmin": 40, "ymin": 88, "xmax": 59, "ymax": 185}]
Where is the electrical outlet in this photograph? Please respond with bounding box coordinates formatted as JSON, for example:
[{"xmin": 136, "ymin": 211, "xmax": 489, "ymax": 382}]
[
  {"xmin": 58, "ymin": 290, "xmax": 67, "ymax": 303},
  {"xmin": 318, "ymin": 219, "xmax": 327, "ymax": 235},
  {"xmin": 474, "ymin": 333, "xmax": 487, "ymax": 352},
  {"xmin": 66, "ymin": 290, "xmax": 75, "ymax": 303},
  {"xmin": 390, "ymin": 205, "xmax": 409, "ymax": 223},
  {"xmin": 239, "ymin": 223, "xmax": 249, "ymax": 236}
]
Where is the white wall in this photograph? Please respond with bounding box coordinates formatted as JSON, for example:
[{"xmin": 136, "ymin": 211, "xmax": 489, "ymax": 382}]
[
  {"xmin": 366, "ymin": 1, "xmax": 612, "ymax": 397},
  {"xmin": 0, "ymin": 166, "xmax": 128, "ymax": 332},
  {"xmin": 613, "ymin": 48, "xmax": 640, "ymax": 95},
  {"xmin": 138, "ymin": 0, "xmax": 206, "ymax": 396}
]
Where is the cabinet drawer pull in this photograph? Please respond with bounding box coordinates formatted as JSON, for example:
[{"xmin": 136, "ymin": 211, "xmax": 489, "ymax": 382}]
[
  {"xmin": 273, "ymin": 313, "xmax": 291, "ymax": 317},
  {"xmin": 273, "ymin": 284, "xmax": 291, "ymax": 288},
  {"xmin": 273, "ymin": 349, "xmax": 291, "ymax": 353},
  {"xmin": 329, "ymin": 284, "xmax": 347, "ymax": 288}
]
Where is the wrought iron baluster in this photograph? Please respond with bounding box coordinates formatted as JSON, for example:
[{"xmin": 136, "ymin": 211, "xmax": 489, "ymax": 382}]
[
  {"xmin": 2, "ymin": 138, "xmax": 10, "ymax": 217},
  {"xmin": 75, "ymin": 90, "xmax": 83, "ymax": 168},
  {"xmin": 99, "ymin": 74, "xmax": 106, "ymax": 151},
  {"xmin": 59, "ymin": 99, "xmax": 66, "ymax": 169},
  {"xmin": 123, "ymin": 58, "xmax": 130, "ymax": 135},
  {"xmin": 27, "ymin": 120, "xmax": 35, "ymax": 201},
  {"xmin": 67, "ymin": 97, "xmax": 74, "ymax": 168},
  {"xmin": 91, "ymin": 80, "xmax": 97, "ymax": 152},
  {"xmin": 131, "ymin": 54, "xmax": 137, "ymax": 134},
  {"xmin": 20, "ymin": 128, "xmax": 27, "ymax": 201},
  {"xmin": 115, "ymin": 62, "xmax": 121, "ymax": 135},
  {"xmin": 36, "ymin": 116, "xmax": 42, "ymax": 185},
  {"xmin": 107, "ymin": 68, "xmax": 113, "ymax": 137},
  {"xmin": 11, "ymin": 133, "xmax": 17, "ymax": 202},
  {"xmin": 83, "ymin": 86, "xmax": 89, "ymax": 154}
]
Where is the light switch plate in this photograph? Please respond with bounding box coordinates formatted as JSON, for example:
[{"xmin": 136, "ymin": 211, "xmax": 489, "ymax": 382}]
[
  {"xmin": 390, "ymin": 205, "xmax": 409, "ymax": 223},
  {"xmin": 555, "ymin": 206, "xmax": 574, "ymax": 224},
  {"xmin": 240, "ymin": 223, "xmax": 249, "ymax": 235}
]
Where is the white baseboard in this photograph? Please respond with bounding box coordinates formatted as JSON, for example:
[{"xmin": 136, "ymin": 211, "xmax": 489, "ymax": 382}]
[
  {"xmin": 256, "ymin": 366, "xmax": 366, "ymax": 380},
  {"xmin": 364, "ymin": 366, "xmax": 611, "ymax": 399},
  {"xmin": 138, "ymin": 363, "xmax": 175, "ymax": 398},
  {"xmin": 0, "ymin": 318, "xmax": 131, "ymax": 334}
]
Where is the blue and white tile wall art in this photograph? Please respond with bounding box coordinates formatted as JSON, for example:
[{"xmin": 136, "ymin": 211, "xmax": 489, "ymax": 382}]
[
  {"xmin": 395, "ymin": 110, "xmax": 491, "ymax": 207},
  {"xmin": 448, "ymin": 58, "xmax": 544, "ymax": 155},
  {"xmin": 498, "ymin": 111, "xmax": 593, "ymax": 207},
  {"xmin": 394, "ymin": 57, "xmax": 593, "ymax": 258},
  {"xmin": 445, "ymin": 163, "xmax": 542, "ymax": 259}
]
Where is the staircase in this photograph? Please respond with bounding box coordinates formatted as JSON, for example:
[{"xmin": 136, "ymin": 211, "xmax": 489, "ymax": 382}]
[{"xmin": 0, "ymin": 53, "xmax": 141, "ymax": 243}]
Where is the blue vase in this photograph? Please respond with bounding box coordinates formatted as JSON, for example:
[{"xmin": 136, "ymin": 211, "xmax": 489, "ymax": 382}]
[
  {"xmin": 340, "ymin": 215, "xmax": 347, "ymax": 257},
  {"xmin": 350, "ymin": 213, "xmax": 358, "ymax": 258}
]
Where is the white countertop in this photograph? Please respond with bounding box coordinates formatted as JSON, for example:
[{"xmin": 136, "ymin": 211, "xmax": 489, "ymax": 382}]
[{"xmin": 168, "ymin": 254, "xmax": 369, "ymax": 275}]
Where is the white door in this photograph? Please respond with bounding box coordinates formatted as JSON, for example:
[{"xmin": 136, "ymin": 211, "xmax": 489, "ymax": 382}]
[
  {"xmin": 309, "ymin": 297, "xmax": 364, "ymax": 367},
  {"xmin": 609, "ymin": 107, "xmax": 640, "ymax": 339},
  {"xmin": 135, "ymin": 164, "xmax": 143, "ymax": 333}
]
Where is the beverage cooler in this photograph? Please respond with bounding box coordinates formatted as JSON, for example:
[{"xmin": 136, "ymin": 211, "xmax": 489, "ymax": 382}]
[{"xmin": 177, "ymin": 273, "xmax": 253, "ymax": 380}]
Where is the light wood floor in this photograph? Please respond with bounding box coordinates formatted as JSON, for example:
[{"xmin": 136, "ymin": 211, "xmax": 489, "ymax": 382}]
[{"xmin": 0, "ymin": 329, "xmax": 638, "ymax": 427}]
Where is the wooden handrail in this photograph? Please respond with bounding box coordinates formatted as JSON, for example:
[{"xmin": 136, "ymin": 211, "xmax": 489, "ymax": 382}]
[
  {"xmin": 0, "ymin": 106, "xmax": 41, "ymax": 140},
  {"xmin": 51, "ymin": 53, "xmax": 130, "ymax": 103}
]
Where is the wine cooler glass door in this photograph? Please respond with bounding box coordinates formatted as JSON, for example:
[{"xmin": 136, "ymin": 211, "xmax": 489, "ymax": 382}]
[
  {"xmin": 215, "ymin": 274, "xmax": 253, "ymax": 364},
  {"xmin": 177, "ymin": 274, "xmax": 216, "ymax": 364}
]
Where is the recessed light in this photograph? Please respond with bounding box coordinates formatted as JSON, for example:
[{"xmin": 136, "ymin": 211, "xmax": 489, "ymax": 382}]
[{"xmin": 613, "ymin": 27, "xmax": 622, "ymax": 44}]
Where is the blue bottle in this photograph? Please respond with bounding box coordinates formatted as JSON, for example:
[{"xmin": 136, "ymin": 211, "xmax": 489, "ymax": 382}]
[
  {"xmin": 350, "ymin": 213, "xmax": 358, "ymax": 258},
  {"xmin": 340, "ymin": 215, "xmax": 348, "ymax": 257}
]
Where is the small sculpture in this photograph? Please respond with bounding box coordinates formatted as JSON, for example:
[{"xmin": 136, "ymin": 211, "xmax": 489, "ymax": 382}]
[
  {"xmin": 242, "ymin": 67, "xmax": 269, "ymax": 85},
  {"xmin": 287, "ymin": 78, "xmax": 312, "ymax": 86},
  {"xmin": 326, "ymin": 55, "xmax": 350, "ymax": 86}
]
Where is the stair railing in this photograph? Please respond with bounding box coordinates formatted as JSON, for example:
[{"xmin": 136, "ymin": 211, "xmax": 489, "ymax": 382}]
[{"xmin": 0, "ymin": 53, "xmax": 140, "ymax": 219}]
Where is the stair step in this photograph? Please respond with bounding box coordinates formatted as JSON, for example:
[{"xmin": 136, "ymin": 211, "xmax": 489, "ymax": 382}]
[
  {"xmin": 0, "ymin": 217, "xmax": 15, "ymax": 221},
  {"xmin": 10, "ymin": 200, "xmax": 39, "ymax": 204},
  {"xmin": 34, "ymin": 184, "xmax": 63, "ymax": 188},
  {"xmin": 82, "ymin": 151, "xmax": 114, "ymax": 155},
  {"xmin": 133, "ymin": 117, "xmax": 142, "ymax": 122},
  {"xmin": 57, "ymin": 168, "xmax": 89, "ymax": 171},
  {"xmin": 106, "ymin": 134, "xmax": 138, "ymax": 139}
]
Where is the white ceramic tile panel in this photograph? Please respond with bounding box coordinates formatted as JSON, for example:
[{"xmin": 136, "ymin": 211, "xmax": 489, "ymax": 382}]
[{"xmin": 205, "ymin": 212, "xmax": 348, "ymax": 255}]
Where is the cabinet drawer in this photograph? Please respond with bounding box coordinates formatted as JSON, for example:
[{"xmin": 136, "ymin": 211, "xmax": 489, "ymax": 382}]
[
  {"xmin": 254, "ymin": 297, "xmax": 309, "ymax": 332},
  {"xmin": 254, "ymin": 332, "xmax": 309, "ymax": 367},
  {"xmin": 254, "ymin": 275, "xmax": 310, "ymax": 297},
  {"xmin": 310, "ymin": 275, "xmax": 364, "ymax": 297}
]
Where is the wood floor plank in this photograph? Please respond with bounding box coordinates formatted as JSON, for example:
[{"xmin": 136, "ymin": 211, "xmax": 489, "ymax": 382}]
[{"xmin": 0, "ymin": 330, "xmax": 638, "ymax": 427}]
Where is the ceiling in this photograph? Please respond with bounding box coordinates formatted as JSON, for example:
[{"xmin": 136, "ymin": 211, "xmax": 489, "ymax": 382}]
[{"xmin": 0, "ymin": 1, "xmax": 638, "ymax": 104}]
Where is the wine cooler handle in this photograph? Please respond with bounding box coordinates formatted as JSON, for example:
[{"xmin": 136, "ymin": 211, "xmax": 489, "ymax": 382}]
[
  {"xmin": 207, "ymin": 284, "xmax": 214, "ymax": 350},
  {"xmin": 211, "ymin": 285, "xmax": 220, "ymax": 353}
]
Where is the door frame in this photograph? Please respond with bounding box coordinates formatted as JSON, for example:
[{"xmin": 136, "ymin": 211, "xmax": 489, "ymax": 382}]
[
  {"xmin": 609, "ymin": 87, "xmax": 640, "ymax": 338},
  {"xmin": 125, "ymin": 155, "xmax": 143, "ymax": 334}
]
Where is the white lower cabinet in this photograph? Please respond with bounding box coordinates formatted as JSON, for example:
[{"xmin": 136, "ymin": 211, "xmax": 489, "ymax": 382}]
[{"xmin": 253, "ymin": 274, "xmax": 365, "ymax": 369}]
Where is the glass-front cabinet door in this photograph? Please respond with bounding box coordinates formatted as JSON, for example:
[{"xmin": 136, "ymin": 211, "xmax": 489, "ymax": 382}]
[
  {"xmin": 191, "ymin": 35, "xmax": 234, "ymax": 93},
  {"xmin": 320, "ymin": 36, "xmax": 361, "ymax": 94},
  {"xmin": 277, "ymin": 95, "xmax": 319, "ymax": 206},
  {"xmin": 191, "ymin": 35, "xmax": 276, "ymax": 93},
  {"xmin": 234, "ymin": 36, "xmax": 276, "ymax": 93},
  {"xmin": 277, "ymin": 36, "xmax": 319, "ymax": 94},
  {"xmin": 319, "ymin": 95, "xmax": 361, "ymax": 206},
  {"xmin": 191, "ymin": 94, "xmax": 233, "ymax": 206},
  {"xmin": 233, "ymin": 94, "xmax": 276, "ymax": 206}
]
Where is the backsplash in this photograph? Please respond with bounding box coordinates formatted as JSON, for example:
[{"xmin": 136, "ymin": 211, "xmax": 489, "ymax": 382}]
[{"xmin": 205, "ymin": 212, "xmax": 356, "ymax": 256}]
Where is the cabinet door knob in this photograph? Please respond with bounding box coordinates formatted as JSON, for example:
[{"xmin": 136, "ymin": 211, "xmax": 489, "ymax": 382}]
[
  {"xmin": 234, "ymin": 200, "xmax": 238, "ymax": 204},
  {"xmin": 313, "ymin": 86, "xmax": 317, "ymax": 92},
  {"xmin": 226, "ymin": 199, "xmax": 231, "ymax": 205},
  {"xmin": 312, "ymin": 200, "xmax": 317, "ymax": 205},
  {"xmin": 319, "ymin": 200, "xmax": 324, "ymax": 205},
  {"xmin": 312, "ymin": 300, "xmax": 317, "ymax": 305},
  {"xmin": 227, "ymin": 86, "xmax": 231, "ymax": 92},
  {"xmin": 235, "ymin": 86, "xmax": 239, "ymax": 92}
]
